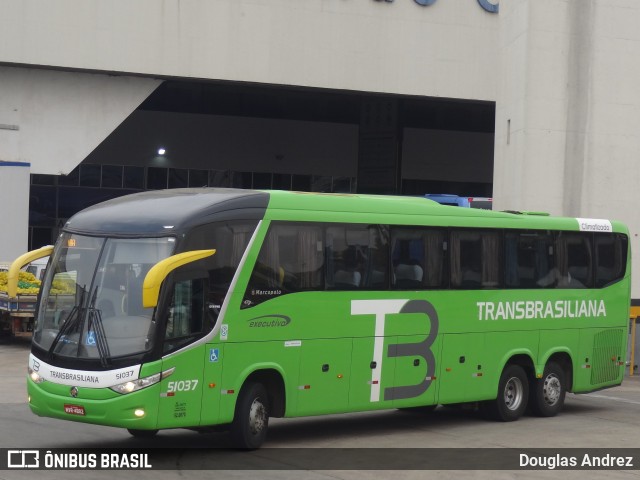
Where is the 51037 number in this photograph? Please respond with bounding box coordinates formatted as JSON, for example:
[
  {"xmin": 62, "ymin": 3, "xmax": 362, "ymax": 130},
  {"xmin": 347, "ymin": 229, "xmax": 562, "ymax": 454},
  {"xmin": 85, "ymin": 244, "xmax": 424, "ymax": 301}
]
[{"xmin": 167, "ymin": 380, "xmax": 199, "ymax": 392}]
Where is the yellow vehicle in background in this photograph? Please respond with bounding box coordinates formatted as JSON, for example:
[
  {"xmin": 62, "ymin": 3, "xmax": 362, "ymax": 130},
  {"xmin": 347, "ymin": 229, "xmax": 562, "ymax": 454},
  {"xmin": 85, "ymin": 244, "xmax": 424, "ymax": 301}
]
[{"xmin": 0, "ymin": 250, "xmax": 51, "ymax": 337}]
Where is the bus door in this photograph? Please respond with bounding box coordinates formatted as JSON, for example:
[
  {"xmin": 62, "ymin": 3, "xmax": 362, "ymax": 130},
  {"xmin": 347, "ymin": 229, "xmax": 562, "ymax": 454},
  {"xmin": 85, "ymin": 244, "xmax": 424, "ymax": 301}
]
[{"xmin": 156, "ymin": 277, "xmax": 208, "ymax": 429}]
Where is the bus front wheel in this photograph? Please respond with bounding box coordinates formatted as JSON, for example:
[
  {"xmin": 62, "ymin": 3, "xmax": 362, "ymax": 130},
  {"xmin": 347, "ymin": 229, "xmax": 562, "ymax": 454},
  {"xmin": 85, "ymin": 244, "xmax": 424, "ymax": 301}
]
[
  {"xmin": 231, "ymin": 382, "xmax": 270, "ymax": 449},
  {"xmin": 529, "ymin": 362, "xmax": 566, "ymax": 417},
  {"xmin": 482, "ymin": 364, "xmax": 529, "ymax": 422}
]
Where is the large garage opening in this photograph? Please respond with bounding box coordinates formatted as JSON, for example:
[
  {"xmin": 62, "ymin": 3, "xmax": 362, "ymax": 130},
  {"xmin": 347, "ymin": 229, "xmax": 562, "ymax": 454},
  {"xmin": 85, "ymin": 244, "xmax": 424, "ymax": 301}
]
[{"xmin": 28, "ymin": 80, "xmax": 495, "ymax": 249}]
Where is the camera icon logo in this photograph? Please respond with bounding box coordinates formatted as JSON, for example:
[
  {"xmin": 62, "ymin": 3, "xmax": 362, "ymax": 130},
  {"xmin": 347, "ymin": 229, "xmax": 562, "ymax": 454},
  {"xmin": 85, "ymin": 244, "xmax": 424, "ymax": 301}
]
[{"xmin": 7, "ymin": 450, "xmax": 40, "ymax": 468}]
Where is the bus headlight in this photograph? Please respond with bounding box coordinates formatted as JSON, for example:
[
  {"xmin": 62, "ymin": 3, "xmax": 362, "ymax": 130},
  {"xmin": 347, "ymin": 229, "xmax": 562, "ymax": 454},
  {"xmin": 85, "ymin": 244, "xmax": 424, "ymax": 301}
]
[
  {"xmin": 110, "ymin": 373, "xmax": 161, "ymax": 395},
  {"xmin": 28, "ymin": 367, "xmax": 45, "ymax": 384}
]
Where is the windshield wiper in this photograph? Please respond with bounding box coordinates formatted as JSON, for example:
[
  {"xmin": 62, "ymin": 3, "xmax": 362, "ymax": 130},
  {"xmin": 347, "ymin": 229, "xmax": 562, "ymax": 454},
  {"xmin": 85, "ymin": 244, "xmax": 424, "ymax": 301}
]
[
  {"xmin": 48, "ymin": 288, "xmax": 86, "ymax": 358},
  {"xmin": 87, "ymin": 288, "xmax": 111, "ymax": 368}
]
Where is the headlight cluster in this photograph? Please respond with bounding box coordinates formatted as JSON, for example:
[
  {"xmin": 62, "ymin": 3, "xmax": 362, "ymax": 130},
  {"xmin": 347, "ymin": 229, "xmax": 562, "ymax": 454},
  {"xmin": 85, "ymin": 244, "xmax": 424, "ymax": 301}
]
[
  {"xmin": 28, "ymin": 367, "xmax": 46, "ymax": 384},
  {"xmin": 28, "ymin": 364, "xmax": 175, "ymax": 395},
  {"xmin": 109, "ymin": 367, "xmax": 174, "ymax": 395},
  {"xmin": 110, "ymin": 373, "xmax": 161, "ymax": 394}
]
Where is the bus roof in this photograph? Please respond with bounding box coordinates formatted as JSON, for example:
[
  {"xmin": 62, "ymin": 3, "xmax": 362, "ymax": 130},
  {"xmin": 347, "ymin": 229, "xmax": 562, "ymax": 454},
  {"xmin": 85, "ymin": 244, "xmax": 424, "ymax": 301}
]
[
  {"xmin": 63, "ymin": 189, "xmax": 628, "ymax": 236},
  {"xmin": 65, "ymin": 188, "xmax": 269, "ymax": 235},
  {"xmin": 264, "ymin": 191, "xmax": 627, "ymax": 233}
]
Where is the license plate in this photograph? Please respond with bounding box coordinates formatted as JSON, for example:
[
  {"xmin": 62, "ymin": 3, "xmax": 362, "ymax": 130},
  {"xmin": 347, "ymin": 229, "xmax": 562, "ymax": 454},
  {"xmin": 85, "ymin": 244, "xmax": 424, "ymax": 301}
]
[{"xmin": 63, "ymin": 404, "xmax": 86, "ymax": 416}]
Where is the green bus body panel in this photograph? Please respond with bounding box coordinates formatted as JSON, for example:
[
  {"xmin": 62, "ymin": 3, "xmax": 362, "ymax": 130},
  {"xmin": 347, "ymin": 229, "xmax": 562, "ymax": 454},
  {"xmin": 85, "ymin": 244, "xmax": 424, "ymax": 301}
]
[
  {"xmin": 157, "ymin": 346, "xmax": 205, "ymax": 429},
  {"xmin": 219, "ymin": 343, "xmax": 299, "ymax": 424},
  {"xmin": 439, "ymin": 333, "xmax": 490, "ymax": 404},
  {"xmin": 26, "ymin": 190, "xmax": 631, "ymax": 430},
  {"xmin": 200, "ymin": 343, "xmax": 225, "ymax": 426},
  {"xmin": 211, "ymin": 287, "xmax": 627, "ymax": 418},
  {"xmin": 296, "ymin": 339, "xmax": 351, "ymax": 415},
  {"xmin": 28, "ymin": 378, "xmax": 161, "ymax": 430}
]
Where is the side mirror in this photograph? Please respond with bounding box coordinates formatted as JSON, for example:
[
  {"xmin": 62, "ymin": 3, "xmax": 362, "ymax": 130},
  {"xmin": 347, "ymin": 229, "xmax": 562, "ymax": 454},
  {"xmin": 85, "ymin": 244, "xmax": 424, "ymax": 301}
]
[{"xmin": 142, "ymin": 249, "xmax": 216, "ymax": 308}]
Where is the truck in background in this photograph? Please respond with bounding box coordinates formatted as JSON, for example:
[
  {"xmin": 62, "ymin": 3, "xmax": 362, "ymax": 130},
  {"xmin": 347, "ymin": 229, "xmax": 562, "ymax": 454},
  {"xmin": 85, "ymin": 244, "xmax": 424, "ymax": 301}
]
[{"xmin": 0, "ymin": 256, "xmax": 49, "ymax": 337}]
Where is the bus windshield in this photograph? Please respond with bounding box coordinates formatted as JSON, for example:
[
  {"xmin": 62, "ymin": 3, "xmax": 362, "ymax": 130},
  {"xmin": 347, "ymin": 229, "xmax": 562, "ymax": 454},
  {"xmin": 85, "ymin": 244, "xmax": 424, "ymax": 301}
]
[{"xmin": 33, "ymin": 234, "xmax": 175, "ymax": 360}]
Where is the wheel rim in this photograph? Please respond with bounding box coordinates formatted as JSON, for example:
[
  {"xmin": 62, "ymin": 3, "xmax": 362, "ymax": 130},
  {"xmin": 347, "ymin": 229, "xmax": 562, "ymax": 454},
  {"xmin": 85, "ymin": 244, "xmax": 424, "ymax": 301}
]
[
  {"xmin": 543, "ymin": 373, "xmax": 562, "ymax": 406},
  {"xmin": 503, "ymin": 376, "xmax": 524, "ymax": 411},
  {"xmin": 248, "ymin": 397, "xmax": 267, "ymax": 436}
]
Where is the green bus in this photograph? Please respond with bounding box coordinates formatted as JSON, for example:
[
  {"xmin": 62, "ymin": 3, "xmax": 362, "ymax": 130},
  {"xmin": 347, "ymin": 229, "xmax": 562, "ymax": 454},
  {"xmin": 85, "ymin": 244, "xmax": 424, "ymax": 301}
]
[{"xmin": 13, "ymin": 189, "xmax": 630, "ymax": 448}]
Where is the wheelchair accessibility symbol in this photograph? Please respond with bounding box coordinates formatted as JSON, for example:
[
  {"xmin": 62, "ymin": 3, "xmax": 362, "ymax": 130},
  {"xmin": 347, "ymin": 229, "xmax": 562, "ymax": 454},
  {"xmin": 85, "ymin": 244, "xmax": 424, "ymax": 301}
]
[
  {"xmin": 86, "ymin": 331, "xmax": 97, "ymax": 346},
  {"xmin": 210, "ymin": 348, "xmax": 219, "ymax": 362}
]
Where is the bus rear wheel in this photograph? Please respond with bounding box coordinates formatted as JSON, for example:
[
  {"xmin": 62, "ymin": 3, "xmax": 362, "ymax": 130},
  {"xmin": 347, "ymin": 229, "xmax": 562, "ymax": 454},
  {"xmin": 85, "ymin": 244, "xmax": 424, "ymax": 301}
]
[
  {"xmin": 482, "ymin": 364, "xmax": 529, "ymax": 422},
  {"xmin": 231, "ymin": 382, "xmax": 270, "ymax": 449},
  {"xmin": 529, "ymin": 362, "xmax": 566, "ymax": 417}
]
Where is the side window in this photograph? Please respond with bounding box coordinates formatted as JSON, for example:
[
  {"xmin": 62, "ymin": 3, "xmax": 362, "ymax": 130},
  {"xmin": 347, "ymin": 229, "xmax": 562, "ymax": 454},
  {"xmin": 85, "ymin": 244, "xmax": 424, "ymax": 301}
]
[
  {"xmin": 243, "ymin": 223, "xmax": 324, "ymax": 307},
  {"xmin": 164, "ymin": 277, "xmax": 209, "ymax": 353},
  {"xmin": 595, "ymin": 233, "xmax": 627, "ymax": 287},
  {"xmin": 556, "ymin": 232, "xmax": 593, "ymax": 288},
  {"xmin": 363, "ymin": 225, "xmax": 389, "ymax": 289},
  {"xmin": 183, "ymin": 220, "xmax": 258, "ymax": 318},
  {"xmin": 326, "ymin": 224, "xmax": 389, "ymax": 290},
  {"xmin": 505, "ymin": 231, "xmax": 554, "ymax": 288},
  {"xmin": 451, "ymin": 230, "xmax": 501, "ymax": 289},
  {"xmin": 282, "ymin": 224, "xmax": 324, "ymax": 291},
  {"xmin": 391, "ymin": 228, "xmax": 446, "ymax": 289}
]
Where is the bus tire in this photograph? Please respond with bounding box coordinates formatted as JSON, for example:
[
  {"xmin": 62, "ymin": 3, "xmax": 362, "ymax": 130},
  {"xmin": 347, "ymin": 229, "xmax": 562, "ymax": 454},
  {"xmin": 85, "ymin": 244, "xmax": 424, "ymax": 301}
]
[
  {"xmin": 231, "ymin": 382, "xmax": 270, "ymax": 449},
  {"xmin": 483, "ymin": 364, "xmax": 528, "ymax": 422},
  {"xmin": 529, "ymin": 362, "xmax": 566, "ymax": 417},
  {"xmin": 127, "ymin": 428, "xmax": 158, "ymax": 438}
]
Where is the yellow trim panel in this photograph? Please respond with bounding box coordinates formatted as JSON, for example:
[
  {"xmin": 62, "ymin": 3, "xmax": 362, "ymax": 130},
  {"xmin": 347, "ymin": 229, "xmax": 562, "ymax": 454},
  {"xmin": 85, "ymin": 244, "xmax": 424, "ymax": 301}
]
[{"xmin": 142, "ymin": 249, "xmax": 216, "ymax": 308}]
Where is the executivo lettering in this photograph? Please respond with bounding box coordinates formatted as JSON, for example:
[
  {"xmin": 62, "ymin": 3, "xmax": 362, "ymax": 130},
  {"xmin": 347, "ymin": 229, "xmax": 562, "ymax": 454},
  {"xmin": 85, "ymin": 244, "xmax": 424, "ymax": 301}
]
[
  {"xmin": 247, "ymin": 314, "xmax": 291, "ymax": 328},
  {"xmin": 477, "ymin": 300, "xmax": 606, "ymax": 321}
]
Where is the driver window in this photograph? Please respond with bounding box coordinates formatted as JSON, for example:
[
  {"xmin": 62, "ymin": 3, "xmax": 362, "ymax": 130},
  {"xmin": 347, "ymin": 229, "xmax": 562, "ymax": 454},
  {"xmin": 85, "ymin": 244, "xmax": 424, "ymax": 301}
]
[{"xmin": 164, "ymin": 278, "xmax": 208, "ymax": 352}]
